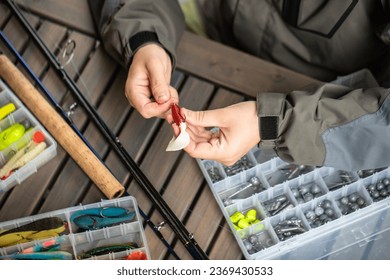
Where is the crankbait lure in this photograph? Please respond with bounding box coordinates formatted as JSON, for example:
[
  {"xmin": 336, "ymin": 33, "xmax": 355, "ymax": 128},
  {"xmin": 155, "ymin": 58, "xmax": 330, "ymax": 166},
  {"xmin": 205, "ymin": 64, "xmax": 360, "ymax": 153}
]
[
  {"xmin": 78, "ymin": 243, "xmax": 139, "ymax": 259},
  {"xmin": 166, "ymin": 103, "xmax": 190, "ymax": 151}
]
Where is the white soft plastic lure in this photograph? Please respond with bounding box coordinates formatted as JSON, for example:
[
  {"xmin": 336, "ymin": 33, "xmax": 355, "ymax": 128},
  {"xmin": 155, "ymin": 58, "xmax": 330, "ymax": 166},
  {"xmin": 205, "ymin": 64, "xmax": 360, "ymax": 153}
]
[{"xmin": 166, "ymin": 103, "xmax": 190, "ymax": 151}]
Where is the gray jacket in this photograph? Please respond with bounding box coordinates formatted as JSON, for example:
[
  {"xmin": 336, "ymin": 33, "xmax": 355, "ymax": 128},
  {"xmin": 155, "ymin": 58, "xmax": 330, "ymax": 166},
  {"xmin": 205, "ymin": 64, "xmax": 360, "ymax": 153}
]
[{"xmin": 91, "ymin": 0, "xmax": 390, "ymax": 171}]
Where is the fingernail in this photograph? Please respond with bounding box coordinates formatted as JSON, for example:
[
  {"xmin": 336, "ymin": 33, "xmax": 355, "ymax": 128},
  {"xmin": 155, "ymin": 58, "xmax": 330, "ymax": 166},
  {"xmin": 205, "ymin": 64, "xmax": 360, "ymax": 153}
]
[{"xmin": 157, "ymin": 94, "xmax": 168, "ymax": 102}]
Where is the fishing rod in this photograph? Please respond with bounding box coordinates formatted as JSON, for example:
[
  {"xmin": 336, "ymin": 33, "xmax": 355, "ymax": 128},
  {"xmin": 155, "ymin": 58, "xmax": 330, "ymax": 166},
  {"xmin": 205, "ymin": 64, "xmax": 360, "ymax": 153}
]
[
  {"xmin": 5, "ymin": 0, "xmax": 208, "ymax": 259},
  {"xmin": 0, "ymin": 31, "xmax": 180, "ymax": 260}
]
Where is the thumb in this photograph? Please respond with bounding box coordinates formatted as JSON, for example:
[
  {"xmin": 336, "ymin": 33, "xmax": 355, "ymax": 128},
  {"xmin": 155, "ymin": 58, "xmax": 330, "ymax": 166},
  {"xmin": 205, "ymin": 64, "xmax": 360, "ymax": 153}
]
[
  {"xmin": 148, "ymin": 63, "xmax": 170, "ymax": 104},
  {"xmin": 183, "ymin": 108, "xmax": 223, "ymax": 127}
]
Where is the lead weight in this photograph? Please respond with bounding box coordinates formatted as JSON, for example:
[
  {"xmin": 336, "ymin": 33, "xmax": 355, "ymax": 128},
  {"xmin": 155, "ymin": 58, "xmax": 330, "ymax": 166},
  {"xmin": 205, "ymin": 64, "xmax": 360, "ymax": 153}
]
[
  {"xmin": 310, "ymin": 184, "xmax": 322, "ymax": 194},
  {"xmin": 314, "ymin": 206, "xmax": 324, "ymax": 216},
  {"xmin": 303, "ymin": 193, "xmax": 314, "ymax": 202},
  {"xmin": 376, "ymin": 182, "xmax": 385, "ymax": 191},
  {"xmin": 356, "ymin": 197, "xmax": 366, "ymax": 206},
  {"xmin": 324, "ymin": 207, "xmax": 334, "ymax": 217},
  {"xmin": 243, "ymin": 239, "xmax": 253, "ymax": 251},
  {"xmin": 320, "ymin": 199, "xmax": 332, "ymax": 209},
  {"xmin": 380, "ymin": 189, "xmax": 388, "ymax": 197},
  {"xmin": 348, "ymin": 193, "xmax": 359, "ymax": 203}
]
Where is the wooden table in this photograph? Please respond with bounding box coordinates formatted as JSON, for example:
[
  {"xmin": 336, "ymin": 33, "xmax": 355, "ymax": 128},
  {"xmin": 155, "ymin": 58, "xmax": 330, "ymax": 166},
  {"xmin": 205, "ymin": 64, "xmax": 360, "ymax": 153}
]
[{"xmin": 0, "ymin": 0, "xmax": 318, "ymax": 260}]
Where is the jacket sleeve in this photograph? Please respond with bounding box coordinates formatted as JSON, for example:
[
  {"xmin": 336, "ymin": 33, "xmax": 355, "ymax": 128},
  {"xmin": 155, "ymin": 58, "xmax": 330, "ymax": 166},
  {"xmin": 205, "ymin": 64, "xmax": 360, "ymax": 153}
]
[
  {"xmin": 94, "ymin": 0, "xmax": 185, "ymax": 69},
  {"xmin": 257, "ymin": 83, "xmax": 390, "ymax": 171}
]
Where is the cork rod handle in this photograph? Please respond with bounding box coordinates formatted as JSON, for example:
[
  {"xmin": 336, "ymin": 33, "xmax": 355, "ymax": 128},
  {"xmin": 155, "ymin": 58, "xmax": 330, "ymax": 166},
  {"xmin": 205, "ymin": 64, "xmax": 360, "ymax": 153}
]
[{"xmin": 0, "ymin": 54, "xmax": 125, "ymax": 199}]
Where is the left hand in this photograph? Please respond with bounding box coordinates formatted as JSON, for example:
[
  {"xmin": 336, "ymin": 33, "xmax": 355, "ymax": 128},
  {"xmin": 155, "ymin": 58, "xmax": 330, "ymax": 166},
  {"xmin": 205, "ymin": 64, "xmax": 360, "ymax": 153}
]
[{"xmin": 167, "ymin": 101, "xmax": 260, "ymax": 166}]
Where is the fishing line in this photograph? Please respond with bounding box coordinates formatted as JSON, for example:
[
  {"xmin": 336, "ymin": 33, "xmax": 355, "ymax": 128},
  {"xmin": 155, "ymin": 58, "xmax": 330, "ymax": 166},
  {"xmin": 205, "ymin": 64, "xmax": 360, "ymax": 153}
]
[{"xmin": 5, "ymin": 0, "xmax": 208, "ymax": 260}]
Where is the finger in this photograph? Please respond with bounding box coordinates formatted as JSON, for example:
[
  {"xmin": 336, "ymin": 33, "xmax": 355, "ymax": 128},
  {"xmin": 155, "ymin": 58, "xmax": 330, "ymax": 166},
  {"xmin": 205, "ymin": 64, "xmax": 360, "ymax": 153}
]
[
  {"xmin": 184, "ymin": 136, "xmax": 224, "ymax": 161},
  {"xmin": 147, "ymin": 61, "xmax": 171, "ymax": 104},
  {"xmin": 182, "ymin": 108, "xmax": 225, "ymax": 127},
  {"xmin": 186, "ymin": 124, "xmax": 214, "ymax": 142}
]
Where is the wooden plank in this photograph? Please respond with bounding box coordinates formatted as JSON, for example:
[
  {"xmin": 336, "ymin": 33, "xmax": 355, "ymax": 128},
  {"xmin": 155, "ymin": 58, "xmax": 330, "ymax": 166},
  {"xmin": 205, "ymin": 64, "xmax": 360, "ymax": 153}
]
[
  {"xmin": 0, "ymin": 3, "xmax": 11, "ymax": 26},
  {"xmin": 0, "ymin": 13, "xmax": 39, "ymax": 62},
  {"xmin": 14, "ymin": 0, "xmax": 96, "ymax": 36},
  {"xmin": 39, "ymin": 69, "xmax": 128, "ymax": 212},
  {"xmin": 177, "ymin": 32, "xmax": 320, "ymax": 97}
]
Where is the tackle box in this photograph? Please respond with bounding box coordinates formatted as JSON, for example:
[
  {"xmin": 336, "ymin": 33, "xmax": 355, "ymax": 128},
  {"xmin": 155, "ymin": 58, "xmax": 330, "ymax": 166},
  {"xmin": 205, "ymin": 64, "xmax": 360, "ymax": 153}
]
[
  {"xmin": 0, "ymin": 196, "xmax": 150, "ymax": 260},
  {"xmin": 197, "ymin": 147, "xmax": 390, "ymax": 259},
  {"xmin": 0, "ymin": 79, "xmax": 57, "ymax": 193}
]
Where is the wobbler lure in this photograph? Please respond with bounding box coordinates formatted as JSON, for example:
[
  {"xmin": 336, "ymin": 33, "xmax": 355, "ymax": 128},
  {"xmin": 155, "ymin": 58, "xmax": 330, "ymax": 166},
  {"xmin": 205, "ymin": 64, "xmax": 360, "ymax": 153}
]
[{"xmin": 166, "ymin": 103, "xmax": 190, "ymax": 151}]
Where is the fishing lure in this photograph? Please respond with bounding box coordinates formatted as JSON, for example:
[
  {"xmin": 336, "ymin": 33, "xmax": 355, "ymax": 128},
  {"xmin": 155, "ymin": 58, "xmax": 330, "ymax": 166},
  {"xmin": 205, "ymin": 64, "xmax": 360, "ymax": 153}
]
[
  {"xmin": 0, "ymin": 119, "xmax": 32, "ymax": 150},
  {"xmin": 0, "ymin": 130, "xmax": 46, "ymax": 179},
  {"xmin": 166, "ymin": 103, "xmax": 190, "ymax": 151},
  {"xmin": 125, "ymin": 250, "xmax": 147, "ymax": 260},
  {"xmin": 0, "ymin": 217, "xmax": 67, "ymax": 247},
  {"xmin": 78, "ymin": 242, "xmax": 139, "ymax": 259},
  {"xmin": 70, "ymin": 206, "xmax": 136, "ymax": 230},
  {"xmin": 20, "ymin": 238, "xmax": 62, "ymax": 253},
  {"xmin": 0, "ymin": 251, "xmax": 73, "ymax": 260},
  {"xmin": 0, "ymin": 103, "xmax": 15, "ymax": 120}
]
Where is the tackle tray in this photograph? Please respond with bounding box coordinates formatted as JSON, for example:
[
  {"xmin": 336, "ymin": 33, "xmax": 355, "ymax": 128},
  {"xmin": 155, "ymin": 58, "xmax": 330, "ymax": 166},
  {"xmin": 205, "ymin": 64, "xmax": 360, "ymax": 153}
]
[
  {"xmin": 0, "ymin": 196, "xmax": 150, "ymax": 260},
  {"xmin": 0, "ymin": 79, "xmax": 57, "ymax": 193},
  {"xmin": 197, "ymin": 147, "xmax": 390, "ymax": 259}
]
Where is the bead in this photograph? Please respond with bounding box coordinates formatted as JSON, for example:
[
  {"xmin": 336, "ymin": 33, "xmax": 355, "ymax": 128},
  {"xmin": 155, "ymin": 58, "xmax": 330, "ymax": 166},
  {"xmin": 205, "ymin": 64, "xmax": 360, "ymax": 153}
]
[
  {"xmin": 245, "ymin": 209, "xmax": 257, "ymax": 222},
  {"xmin": 383, "ymin": 178, "xmax": 390, "ymax": 186},
  {"xmin": 230, "ymin": 211, "xmax": 245, "ymax": 224},
  {"xmin": 237, "ymin": 218, "xmax": 250, "ymax": 229}
]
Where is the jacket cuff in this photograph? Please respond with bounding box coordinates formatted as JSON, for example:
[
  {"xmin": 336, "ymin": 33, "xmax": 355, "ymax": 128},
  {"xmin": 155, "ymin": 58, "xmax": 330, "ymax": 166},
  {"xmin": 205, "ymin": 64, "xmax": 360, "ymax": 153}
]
[
  {"xmin": 127, "ymin": 31, "xmax": 175, "ymax": 69},
  {"xmin": 256, "ymin": 92, "xmax": 287, "ymax": 149},
  {"xmin": 129, "ymin": 31, "xmax": 159, "ymax": 51}
]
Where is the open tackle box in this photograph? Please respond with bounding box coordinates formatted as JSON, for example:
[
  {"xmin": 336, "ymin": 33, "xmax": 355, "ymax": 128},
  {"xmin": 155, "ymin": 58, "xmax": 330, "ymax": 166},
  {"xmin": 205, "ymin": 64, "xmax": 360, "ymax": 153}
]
[
  {"xmin": 0, "ymin": 196, "xmax": 150, "ymax": 260},
  {"xmin": 0, "ymin": 79, "xmax": 57, "ymax": 193},
  {"xmin": 197, "ymin": 147, "xmax": 390, "ymax": 259}
]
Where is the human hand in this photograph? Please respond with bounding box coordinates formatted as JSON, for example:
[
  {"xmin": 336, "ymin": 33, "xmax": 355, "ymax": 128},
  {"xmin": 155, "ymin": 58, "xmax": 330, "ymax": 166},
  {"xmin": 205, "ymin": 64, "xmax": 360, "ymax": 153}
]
[
  {"xmin": 125, "ymin": 44, "xmax": 179, "ymax": 118},
  {"xmin": 167, "ymin": 101, "xmax": 260, "ymax": 166}
]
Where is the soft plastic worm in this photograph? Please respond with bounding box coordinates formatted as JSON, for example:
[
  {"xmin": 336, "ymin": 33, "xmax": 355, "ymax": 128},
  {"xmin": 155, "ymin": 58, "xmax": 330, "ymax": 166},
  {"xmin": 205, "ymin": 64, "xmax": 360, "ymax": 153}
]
[{"xmin": 166, "ymin": 104, "xmax": 190, "ymax": 151}]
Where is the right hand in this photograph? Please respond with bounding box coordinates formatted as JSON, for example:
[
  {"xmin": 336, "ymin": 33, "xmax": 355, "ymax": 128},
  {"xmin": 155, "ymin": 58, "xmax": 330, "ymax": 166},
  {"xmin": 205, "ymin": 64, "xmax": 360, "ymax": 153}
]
[{"xmin": 125, "ymin": 44, "xmax": 179, "ymax": 118}]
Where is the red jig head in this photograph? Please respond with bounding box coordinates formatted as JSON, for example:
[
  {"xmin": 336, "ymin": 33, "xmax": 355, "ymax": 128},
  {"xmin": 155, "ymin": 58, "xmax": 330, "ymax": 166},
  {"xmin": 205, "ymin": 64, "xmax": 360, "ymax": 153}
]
[{"xmin": 171, "ymin": 103, "xmax": 185, "ymax": 126}]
